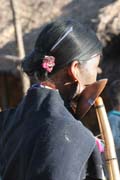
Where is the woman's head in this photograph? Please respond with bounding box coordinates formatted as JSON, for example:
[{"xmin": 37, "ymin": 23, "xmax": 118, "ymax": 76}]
[
  {"xmin": 22, "ymin": 19, "xmax": 102, "ymax": 101},
  {"xmin": 22, "ymin": 19, "xmax": 102, "ymax": 80}
]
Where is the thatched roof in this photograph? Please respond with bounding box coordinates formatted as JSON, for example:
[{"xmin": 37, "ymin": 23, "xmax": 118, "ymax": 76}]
[
  {"xmin": 0, "ymin": 0, "xmax": 113, "ymax": 55},
  {"xmin": 0, "ymin": 55, "xmax": 21, "ymax": 74},
  {"xmin": 97, "ymin": 0, "xmax": 120, "ymax": 45},
  {"xmin": 1, "ymin": 0, "xmax": 119, "ymax": 76}
]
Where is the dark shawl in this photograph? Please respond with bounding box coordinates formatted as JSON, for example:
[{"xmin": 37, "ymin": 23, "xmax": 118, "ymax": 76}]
[{"xmin": 0, "ymin": 87, "xmax": 102, "ymax": 180}]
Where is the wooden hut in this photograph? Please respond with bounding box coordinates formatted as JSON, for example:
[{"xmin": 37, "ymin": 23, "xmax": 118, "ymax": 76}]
[{"xmin": 0, "ymin": 55, "xmax": 30, "ymax": 111}]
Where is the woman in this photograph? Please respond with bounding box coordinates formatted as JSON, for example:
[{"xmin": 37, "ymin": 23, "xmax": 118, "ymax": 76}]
[{"xmin": 0, "ymin": 19, "xmax": 103, "ymax": 180}]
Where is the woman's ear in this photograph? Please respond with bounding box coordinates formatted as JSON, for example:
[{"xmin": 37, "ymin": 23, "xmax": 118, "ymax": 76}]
[{"xmin": 68, "ymin": 61, "xmax": 80, "ymax": 81}]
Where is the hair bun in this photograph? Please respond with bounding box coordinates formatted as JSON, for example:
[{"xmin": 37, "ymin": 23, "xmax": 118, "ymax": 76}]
[{"xmin": 22, "ymin": 50, "xmax": 35, "ymax": 75}]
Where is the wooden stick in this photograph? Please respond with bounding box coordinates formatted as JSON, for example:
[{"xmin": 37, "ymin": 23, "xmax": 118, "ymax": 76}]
[
  {"xmin": 10, "ymin": 0, "xmax": 25, "ymax": 59},
  {"xmin": 95, "ymin": 97, "xmax": 120, "ymax": 180}
]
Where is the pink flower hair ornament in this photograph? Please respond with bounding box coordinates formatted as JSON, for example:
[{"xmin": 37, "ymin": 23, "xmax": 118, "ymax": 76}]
[{"xmin": 41, "ymin": 56, "xmax": 55, "ymax": 73}]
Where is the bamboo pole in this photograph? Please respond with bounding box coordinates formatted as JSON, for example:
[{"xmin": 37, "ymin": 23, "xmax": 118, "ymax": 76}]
[{"xmin": 95, "ymin": 97, "xmax": 120, "ymax": 180}]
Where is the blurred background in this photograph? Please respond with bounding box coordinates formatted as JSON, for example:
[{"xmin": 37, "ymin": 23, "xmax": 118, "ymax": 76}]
[{"xmin": 0, "ymin": 0, "xmax": 120, "ymax": 134}]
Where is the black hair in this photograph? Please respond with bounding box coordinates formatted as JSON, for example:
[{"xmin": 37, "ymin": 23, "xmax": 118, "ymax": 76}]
[
  {"xmin": 22, "ymin": 19, "xmax": 102, "ymax": 78},
  {"xmin": 109, "ymin": 80, "xmax": 120, "ymax": 107}
]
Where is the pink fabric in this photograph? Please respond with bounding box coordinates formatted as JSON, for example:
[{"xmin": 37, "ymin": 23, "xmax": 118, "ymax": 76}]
[{"xmin": 95, "ymin": 137, "xmax": 104, "ymax": 153}]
